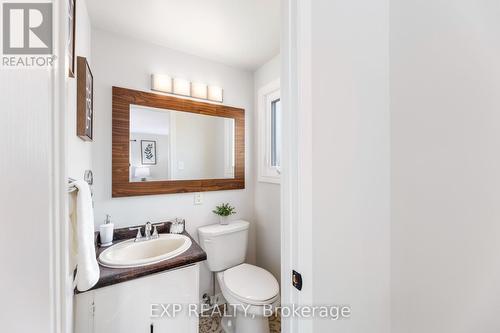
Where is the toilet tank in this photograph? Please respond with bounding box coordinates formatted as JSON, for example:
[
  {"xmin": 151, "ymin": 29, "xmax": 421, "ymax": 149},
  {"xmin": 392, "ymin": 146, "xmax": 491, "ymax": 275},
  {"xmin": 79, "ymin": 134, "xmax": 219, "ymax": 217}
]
[{"xmin": 197, "ymin": 220, "xmax": 249, "ymax": 272}]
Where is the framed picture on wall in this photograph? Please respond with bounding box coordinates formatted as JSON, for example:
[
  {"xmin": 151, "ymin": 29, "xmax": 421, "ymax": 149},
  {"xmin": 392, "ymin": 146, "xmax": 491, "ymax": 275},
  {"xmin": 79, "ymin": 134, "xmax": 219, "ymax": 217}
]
[
  {"xmin": 67, "ymin": 0, "xmax": 76, "ymax": 77},
  {"xmin": 141, "ymin": 140, "xmax": 157, "ymax": 165},
  {"xmin": 77, "ymin": 56, "xmax": 93, "ymax": 141}
]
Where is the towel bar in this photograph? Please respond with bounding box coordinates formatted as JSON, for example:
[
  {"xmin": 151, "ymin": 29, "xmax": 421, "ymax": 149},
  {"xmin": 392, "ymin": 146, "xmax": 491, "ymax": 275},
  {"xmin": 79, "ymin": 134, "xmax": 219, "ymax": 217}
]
[{"xmin": 68, "ymin": 170, "xmax": 93, "ymax": 193}]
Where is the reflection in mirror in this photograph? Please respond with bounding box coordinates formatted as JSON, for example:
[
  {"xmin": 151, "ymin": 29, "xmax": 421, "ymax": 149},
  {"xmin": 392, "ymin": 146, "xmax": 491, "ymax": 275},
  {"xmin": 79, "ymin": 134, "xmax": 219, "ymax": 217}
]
[{"xmin": 129, "ymin": 104, "xmax": 235, "ymax": 182}]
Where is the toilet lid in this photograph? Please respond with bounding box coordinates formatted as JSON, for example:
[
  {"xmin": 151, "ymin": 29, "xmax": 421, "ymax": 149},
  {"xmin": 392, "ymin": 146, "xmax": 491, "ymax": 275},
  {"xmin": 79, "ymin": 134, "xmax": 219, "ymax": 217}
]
[{"xmin": 223, "ymin": 264, "xmax": 279, "ymax": 303}]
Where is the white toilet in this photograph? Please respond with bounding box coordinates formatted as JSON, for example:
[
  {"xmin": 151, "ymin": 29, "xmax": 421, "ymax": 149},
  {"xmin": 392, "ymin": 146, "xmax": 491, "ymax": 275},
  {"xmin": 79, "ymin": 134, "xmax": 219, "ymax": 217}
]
[{"xmin": 198, "ymin": 220, "xmax": 279, "ymax": 333}]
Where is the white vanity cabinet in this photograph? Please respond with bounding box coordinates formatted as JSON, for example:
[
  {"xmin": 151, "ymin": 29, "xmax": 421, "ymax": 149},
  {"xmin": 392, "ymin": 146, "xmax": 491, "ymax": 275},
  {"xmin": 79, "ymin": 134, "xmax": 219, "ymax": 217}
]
[{"xmin": 75, "ymin": 264, "xmax": 199, "ymax": 333}]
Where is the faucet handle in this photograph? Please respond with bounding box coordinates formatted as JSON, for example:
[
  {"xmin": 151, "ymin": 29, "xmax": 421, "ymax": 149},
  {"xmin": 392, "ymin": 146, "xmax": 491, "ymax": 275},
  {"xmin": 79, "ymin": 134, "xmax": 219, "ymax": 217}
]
[
  {"xmin": 152, "ymin": 223, "xmax": 164, "ymax": 238},
  {"xmin": 129, "ymin": 226, "xmax": 142, "ymax": 241},
  {"xmin": 144, "ymin": 221, "xmax": 153, "ymax": 238}
]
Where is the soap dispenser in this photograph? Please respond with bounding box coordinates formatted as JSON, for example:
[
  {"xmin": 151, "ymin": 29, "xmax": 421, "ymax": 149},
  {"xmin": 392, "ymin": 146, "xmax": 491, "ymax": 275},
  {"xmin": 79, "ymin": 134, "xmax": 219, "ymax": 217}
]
[{"xmin": 100, "ymin": 214, "xmax": 114, "ymax": 246}]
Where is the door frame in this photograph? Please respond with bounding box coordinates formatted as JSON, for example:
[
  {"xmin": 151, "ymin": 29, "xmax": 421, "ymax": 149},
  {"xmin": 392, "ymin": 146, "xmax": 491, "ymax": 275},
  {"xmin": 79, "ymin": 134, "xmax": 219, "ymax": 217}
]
[
  {"xmin": 53, "ymin": 1, "xmax": 72, "ymax": 332},
  {"xmin": 50, "ymin": 0, "xmax": 311, "ymax": 331},
  {"xmin": 281, "ymin": 0, "xmax": 313, "ymax": 332}
]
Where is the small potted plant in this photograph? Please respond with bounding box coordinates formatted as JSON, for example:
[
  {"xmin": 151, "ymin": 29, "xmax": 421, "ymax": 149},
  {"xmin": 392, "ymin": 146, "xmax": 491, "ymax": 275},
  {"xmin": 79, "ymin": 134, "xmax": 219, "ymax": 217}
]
[{"xmin": 213, "ymin": 203, "xmax": 236, "ymax": 225}]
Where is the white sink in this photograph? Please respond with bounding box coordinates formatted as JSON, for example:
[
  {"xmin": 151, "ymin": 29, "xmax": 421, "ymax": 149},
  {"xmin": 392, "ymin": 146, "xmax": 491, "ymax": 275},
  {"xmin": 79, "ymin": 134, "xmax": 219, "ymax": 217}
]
[{"xmin": 98, "ymin": 234, "xmax": 192, "ymax": 268}]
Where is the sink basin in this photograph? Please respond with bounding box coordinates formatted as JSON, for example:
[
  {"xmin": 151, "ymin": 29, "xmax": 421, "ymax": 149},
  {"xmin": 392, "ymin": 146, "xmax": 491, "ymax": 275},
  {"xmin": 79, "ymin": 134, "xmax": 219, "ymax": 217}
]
[{"xmin": 98, "ymin": 234, "xmax": 192, "ymax": 268}]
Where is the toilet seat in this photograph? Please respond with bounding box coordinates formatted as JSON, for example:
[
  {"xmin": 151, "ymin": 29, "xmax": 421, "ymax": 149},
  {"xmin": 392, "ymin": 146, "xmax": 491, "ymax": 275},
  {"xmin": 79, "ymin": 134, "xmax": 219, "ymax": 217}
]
[{"xmin": 220, "ymin": 263, "xmax": 279, "ymax": 306}]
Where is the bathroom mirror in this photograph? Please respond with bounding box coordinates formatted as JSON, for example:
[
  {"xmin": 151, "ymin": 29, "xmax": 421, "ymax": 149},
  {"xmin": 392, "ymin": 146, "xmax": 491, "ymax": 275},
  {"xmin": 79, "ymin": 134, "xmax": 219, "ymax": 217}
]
[
  {"xmin": 129, "ymin": 105, "xmax": 235, "ymax": 182},
  {"xmin": 112, "ymin": 86, "xmax": 245, "ymax": 197}
]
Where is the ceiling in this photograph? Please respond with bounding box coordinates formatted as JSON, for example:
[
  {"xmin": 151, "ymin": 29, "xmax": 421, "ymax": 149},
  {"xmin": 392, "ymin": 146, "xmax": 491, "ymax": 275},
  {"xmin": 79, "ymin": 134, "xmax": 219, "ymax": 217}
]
[{"xmin": 86, "ymin": 0, "xmax": 280, "ymax": 70}]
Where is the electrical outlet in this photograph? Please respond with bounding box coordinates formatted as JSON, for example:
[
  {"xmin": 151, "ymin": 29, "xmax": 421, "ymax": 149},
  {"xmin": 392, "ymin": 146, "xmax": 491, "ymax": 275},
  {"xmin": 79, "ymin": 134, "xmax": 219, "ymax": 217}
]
[{"xmin": 194, "ymin": 192, "xmax": 203, "ymax": 205}]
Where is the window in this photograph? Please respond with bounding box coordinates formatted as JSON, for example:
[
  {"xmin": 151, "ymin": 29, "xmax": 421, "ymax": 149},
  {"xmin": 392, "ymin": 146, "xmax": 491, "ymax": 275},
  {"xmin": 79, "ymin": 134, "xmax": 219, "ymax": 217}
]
[
  {"xmin": 271, "ymin": 98, "xmax": 281, "ymax": 168},
  {"xmin": 258, "ymin": 79, "xmax": 281, "ymax": 183}
]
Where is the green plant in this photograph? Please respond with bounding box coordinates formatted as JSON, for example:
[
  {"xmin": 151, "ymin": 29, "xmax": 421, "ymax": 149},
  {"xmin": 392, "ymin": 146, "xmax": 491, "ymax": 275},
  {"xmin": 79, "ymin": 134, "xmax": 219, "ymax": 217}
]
[{"xmin": 212, "ymin": 203, "xmax": 236, "ymax": 217}]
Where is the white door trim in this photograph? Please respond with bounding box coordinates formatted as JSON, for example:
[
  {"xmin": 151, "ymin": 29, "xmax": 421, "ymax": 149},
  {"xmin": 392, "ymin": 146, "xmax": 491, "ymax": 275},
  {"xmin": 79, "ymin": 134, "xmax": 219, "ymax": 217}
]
[
  {"xmin": 281, "ymin": 0, "xmax": 313, "ymax": 332},
  {"xmin": 52, "ymin": 1, "xmax": 70, "ymax": 332}
]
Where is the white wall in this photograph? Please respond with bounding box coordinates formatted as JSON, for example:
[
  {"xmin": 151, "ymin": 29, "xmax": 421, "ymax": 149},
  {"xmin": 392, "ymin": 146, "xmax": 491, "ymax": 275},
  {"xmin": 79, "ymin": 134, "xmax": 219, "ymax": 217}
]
[
  {"xmin": 173, "ymin": 112, "xmax": 226, "ymax": 180},
  {"xmin": 63, "ymin": 0, "xmax": 92, "ymax": 330},
  {"xmin": 67, "ymin": 0, "xmax": 92, "ymax": 179},
  {"xmin": 253, "ymin": 54, "xmax": 281, "ymax": 282},
  {"xmin": 64, "ymin": 1, "xmax": 93, "ymax": 332},
  {"xmin": 90, "ymin": 29, "xmax": 255, "ymax": 298},
  {"xmin": 391, "ymin": 1, "xmax": 500, "ymax": 332},
  {"xmin": 310, "ymin": 0, "xmax": 390, "ymax": 332}
]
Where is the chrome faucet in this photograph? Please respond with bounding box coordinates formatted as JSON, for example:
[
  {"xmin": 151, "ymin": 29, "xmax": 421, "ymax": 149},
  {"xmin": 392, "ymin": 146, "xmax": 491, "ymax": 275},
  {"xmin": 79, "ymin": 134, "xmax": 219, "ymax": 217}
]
[
  {"xmin": 144, "ymin": 222, "xmax": 153, "ymax": 239},
  {"xmin": 129, "ymin": 221, "xmax": 165, "ymax": 242},
  {"xmin": 152, "ymin": 223, "xmax": 164, "ymax": 238}
]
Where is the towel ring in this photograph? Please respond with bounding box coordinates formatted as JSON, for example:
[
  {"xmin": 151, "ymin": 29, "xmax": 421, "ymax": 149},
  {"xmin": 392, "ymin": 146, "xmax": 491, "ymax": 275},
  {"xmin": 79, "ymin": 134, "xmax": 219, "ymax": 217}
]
[{"xmin": 68, "ymin": 170, "xmax": 93, "ymax": 193}]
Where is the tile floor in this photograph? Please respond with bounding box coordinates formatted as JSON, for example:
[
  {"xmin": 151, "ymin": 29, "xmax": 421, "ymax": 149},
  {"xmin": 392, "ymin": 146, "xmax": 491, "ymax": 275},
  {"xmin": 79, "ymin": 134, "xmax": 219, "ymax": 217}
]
[{"xmin": 199, "ymin": 306, "xmax": 281, "ymax": 333}]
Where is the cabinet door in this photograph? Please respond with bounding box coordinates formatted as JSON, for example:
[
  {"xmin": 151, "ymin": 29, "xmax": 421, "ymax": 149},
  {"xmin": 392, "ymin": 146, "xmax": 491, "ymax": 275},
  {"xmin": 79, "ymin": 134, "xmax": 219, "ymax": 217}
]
[
  {"xmin": 92, "ymin": 264, "xmax": 199, "ymax": 333},
  {"xmin": 74, "ymin": 290, "xmax": 95, "ymax": 333}
]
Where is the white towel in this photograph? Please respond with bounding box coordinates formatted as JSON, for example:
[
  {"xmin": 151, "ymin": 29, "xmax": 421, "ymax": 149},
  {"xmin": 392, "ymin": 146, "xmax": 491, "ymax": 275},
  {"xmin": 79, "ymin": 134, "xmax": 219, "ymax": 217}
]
[{"xmin": 70, "ymin": 180, "xmax": 99, "ymax": 291}]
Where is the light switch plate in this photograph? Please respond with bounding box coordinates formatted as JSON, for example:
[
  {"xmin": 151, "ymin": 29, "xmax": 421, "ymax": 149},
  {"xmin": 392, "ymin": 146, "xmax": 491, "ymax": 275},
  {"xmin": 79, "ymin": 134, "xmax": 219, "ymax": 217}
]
[{"xmin": 194, "ymin": 192, "xmax": 203, "ymax": 205}]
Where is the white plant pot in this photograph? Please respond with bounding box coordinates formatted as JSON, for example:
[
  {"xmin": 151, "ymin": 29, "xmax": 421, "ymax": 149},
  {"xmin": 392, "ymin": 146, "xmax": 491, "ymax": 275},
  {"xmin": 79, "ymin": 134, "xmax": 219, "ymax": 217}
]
[{"xmin": 219, "ymin": 216, "xmax": 229, "ymax": 225}]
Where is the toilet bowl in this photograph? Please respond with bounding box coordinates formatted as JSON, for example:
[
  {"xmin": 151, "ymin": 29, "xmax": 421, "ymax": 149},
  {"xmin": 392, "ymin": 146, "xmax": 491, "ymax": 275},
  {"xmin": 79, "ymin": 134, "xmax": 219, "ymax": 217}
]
[
  {"xmin": 198, "ymin": 221, "xmax": 280, "ymax": 333},
  {"xmin": 218, "ymin": 264, "xmax": 280, "ymax": 333}
]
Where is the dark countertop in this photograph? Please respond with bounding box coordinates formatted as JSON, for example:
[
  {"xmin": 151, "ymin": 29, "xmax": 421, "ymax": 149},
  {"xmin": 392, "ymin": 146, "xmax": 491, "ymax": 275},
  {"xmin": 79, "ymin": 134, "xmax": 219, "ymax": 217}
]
[{"xmin": 76, "ymin": 222, "xmax": 206, "ymax": 293}]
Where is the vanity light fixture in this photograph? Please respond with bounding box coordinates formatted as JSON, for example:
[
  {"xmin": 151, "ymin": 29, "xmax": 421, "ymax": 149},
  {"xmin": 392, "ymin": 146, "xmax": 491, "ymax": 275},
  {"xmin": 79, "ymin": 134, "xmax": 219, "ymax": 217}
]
[
  {"xmin": 150, "ymin": 73, "xmax": 224, "ymax": 103},
  {"xmin": 191, "ymin": 82, "xmax": 208, "ymax": 99},
  {"xmin": 208, "ymin": 85, "xmax": 224, "ymax": 102},
  {"xmin": 151, "ymin": 74, "xmax": 172, "ymax": 93},
  {"xmin": 173, "ymin": 78, "xmax": 191, "ymax": 96}
]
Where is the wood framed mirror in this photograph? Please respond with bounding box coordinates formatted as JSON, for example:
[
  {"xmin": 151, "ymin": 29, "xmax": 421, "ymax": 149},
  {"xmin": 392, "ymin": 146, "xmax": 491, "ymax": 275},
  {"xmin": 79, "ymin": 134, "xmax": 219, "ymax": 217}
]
[{"xmin": 112, "ymin": 86, "xmax": 245, "ymax": 197}]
